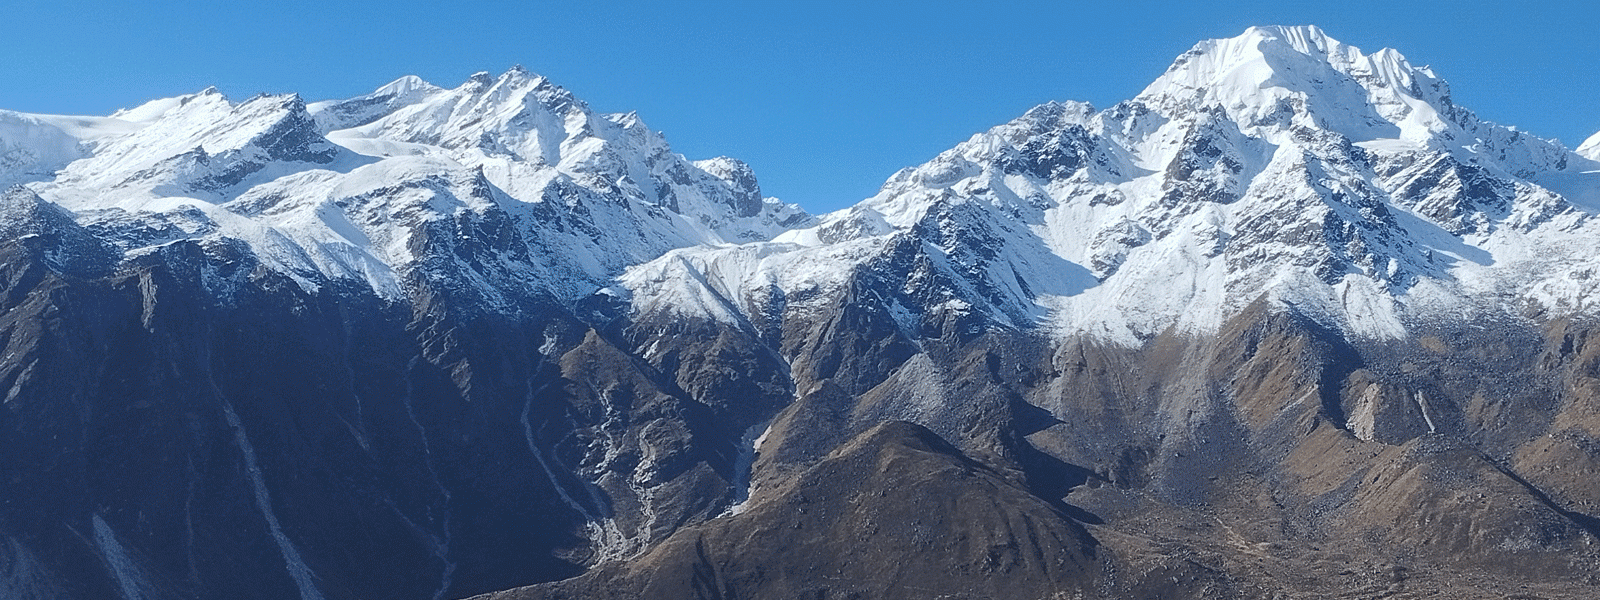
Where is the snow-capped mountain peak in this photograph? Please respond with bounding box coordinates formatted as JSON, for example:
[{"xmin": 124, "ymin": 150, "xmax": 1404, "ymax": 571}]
[
  {"xmin": 322, "ymin": 67, "xmax": 586, "ymax": 162},
  {"xmin": 1580, "ymin": 130, "xmax": 1600, "ymax": 161},
  {"xmin": 306, "ymin": 75, "xmax": 445, "ymax": 132},
  {"xmin": 1139, "ymin": 25, "xmax": 1452, "ymax": 145},
  {"xmin": 623, "ymin": 26, "xmax": 1600, "ymax": 346},
  {"xmin": 317, "ymin": 68, "xmax": 809, "ymax": 242},
  {"xmin": 375, "ymin": 74, "xmax": 441, "ymax": 97},
  {"xmin": 9, "ymin": 68, "xmax": 808, "ymax": 308},
  {"xmin": 1134, "ymin": 26, "xmax": 1573, "ymax": 180},
  {"xmin": 35, "ymin": 89, "xmax": 358, "ymax": 212}
]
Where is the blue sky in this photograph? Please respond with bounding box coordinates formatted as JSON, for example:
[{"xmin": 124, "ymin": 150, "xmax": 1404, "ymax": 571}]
[{"xmin": 5, "ymin": 0, "xmax": 1597, "ymax": 213}]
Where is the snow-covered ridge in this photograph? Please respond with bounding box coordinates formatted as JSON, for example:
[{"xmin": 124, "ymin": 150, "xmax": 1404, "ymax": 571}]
[
  {"xmin": 0, "ymin": 110, "xmax": 143, "ymax": 189},
  {"xmin": 623, "ymin": 26, "xmax": 1600, "ymax": 346},
  {"xmin": 7, "ymin": 30, "xmax": 1598, "ymax": 343},
  {"xmin": 8, "ymin": 68, "xmax": 810, "ymax": 305}
]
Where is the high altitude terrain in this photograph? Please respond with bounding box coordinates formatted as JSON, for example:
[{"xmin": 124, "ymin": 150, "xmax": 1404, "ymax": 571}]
[{"xmin": 3, "ymin": 25, "xmax": 1600, "ymax": 600}]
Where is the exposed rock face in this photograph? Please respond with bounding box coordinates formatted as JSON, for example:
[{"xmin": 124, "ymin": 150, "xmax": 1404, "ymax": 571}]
[
  {"xmin": 4, "ymin": 25, "xmax": 1600, "ymax": 600},
  {"xmin": 0, "ymin": 198, "xmax": 792, "ymax": 599}
]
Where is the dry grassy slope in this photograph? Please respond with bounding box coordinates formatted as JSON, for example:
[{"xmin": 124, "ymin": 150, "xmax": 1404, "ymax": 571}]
[
  {"xmin": 498, "ymin": 285, "xmax": 1598, "ymax": 598},
  {"xmin": 1519, "ymin": 318, "xmax": 1600, "ymax": 514},
  {"xmin": 1051, "ymin": 300, "xmax": 1600, "ymax": 597},
  {"xmin": 700, "ymin": 295, "xmax": 1600, "ymax": 598}
]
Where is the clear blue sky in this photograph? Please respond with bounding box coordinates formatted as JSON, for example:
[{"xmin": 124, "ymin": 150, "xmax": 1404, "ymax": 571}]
[{"xmin": 5, "ymin": 0, "xmax": 1597, "ymax": 213}]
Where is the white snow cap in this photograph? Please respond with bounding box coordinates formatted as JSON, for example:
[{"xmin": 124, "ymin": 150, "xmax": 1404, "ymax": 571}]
[
  {"xmin": 1138, "ymin": 25, "xmax": 1460, "ymax": 145},
  {"xmin": 620, "ymin": 25, "xmax": 1600, "ymax": 347},
  {"xmin": 8, "ymin": 67, "xmax": 809, "ymax": 305},
  {"xmin": 1579, "ymin": 130, "xmax": 1600, "ymax": 161}
]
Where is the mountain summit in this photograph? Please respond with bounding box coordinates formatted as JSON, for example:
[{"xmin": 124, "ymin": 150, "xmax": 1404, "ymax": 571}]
[
  {"xmin": 8, "ymin": 68, "xmax": 810, "ymax": 306},
  {"xmin": 626, "ymin": 25, "xmax": 1598, "ymax": 344}
]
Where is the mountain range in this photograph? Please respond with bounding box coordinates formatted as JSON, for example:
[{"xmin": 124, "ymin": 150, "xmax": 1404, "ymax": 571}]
[{"xmin": 3, "ymin": 25, "xmax": 1599, "ymax": 599}]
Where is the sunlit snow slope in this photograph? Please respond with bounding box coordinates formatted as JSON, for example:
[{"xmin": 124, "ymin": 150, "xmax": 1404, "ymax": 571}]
[{"xmin": 8, "ymin": 68, "xmax": 810, "ymax": 304}]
